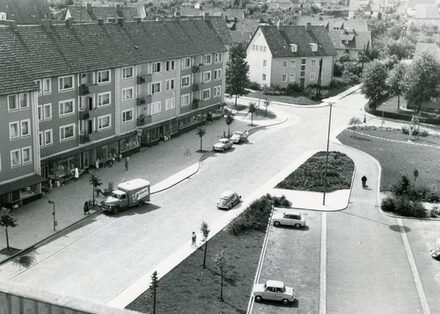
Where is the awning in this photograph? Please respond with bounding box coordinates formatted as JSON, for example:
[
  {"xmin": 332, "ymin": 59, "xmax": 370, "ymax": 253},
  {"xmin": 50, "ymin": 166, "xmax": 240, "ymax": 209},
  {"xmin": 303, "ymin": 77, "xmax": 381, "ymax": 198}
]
[{"xmin": 0, "ymin": 174, "xmax": 46, "ymax": 195}]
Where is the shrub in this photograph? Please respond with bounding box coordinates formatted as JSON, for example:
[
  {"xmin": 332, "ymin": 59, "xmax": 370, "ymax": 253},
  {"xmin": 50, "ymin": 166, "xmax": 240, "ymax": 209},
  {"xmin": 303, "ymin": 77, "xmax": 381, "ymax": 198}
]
[
  {"xmin": 286, "ymin": 83, "xmax": 303, "ymax": 94},
  {"xmin": 393, "ymin": 195, "xmax": 426, "ymax": 218},
  {"xmin": 390, "ymin": 175, "xmax": 411, "ymax": 196},
  {"xmin": 247, "ymin": 81, "xmax": 262, "ymax": 91},
  {"xmin": 401, "ymin": 126, "xmax": 429, "ymax": 137},
  {"xmin": 381, "ymin": 196, "xmax": 396, "ymax": 212}
]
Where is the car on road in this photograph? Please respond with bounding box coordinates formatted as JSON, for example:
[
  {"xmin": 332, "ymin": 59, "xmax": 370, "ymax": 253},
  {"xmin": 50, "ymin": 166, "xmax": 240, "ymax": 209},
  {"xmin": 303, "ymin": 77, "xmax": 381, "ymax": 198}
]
[
  {"xmin": 217, "ymin": 191, "xmax": 241, "ymax": 209},
  {"xmin": 253, "ymin": 280, "xmax": 295, "ymax": 305},
  {"xmin": 272, "ymin": 209, "xmax": 306, "ymax": 229},
  {"xmin": 230, "ymin": 131, "xmax": 248, "ymax": 144},
  {"xmin": 213, "ymin": 138, "xmax": 233, "ymax": 152}
]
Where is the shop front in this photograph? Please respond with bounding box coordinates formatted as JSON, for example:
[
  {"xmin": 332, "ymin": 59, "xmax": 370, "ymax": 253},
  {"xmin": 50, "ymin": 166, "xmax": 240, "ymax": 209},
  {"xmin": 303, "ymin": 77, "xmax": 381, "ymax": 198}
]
[
  {"xmin": 0, "ymin": 174, "xmax": 46, "ymax": 208},
  {"xmin": 139, "ymin": 119, "xmax": 178, "ymax": 147},
  {"xmin": 119, "ymin": 132, "xmax": 141, "ymax": 157}
]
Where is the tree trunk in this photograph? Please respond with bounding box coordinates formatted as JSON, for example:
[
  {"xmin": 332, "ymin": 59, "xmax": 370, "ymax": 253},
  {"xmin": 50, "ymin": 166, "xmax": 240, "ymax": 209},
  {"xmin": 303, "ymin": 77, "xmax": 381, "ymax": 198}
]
[
  {"xmin": 228, "ymin": 125, "xmax": 231, "ymax": 137},
  {"xmin": 234, "ymin": 95, "xmax": 238, "ymax": 108},
  {"xmin": 5, "ymin": 226, "xmax": 9, "ymax": 251},
  {"xmin": 92, "ymin": 187, "xmax": 95, "ymax": 206},
  {"xmin": 220, "ymin": 272, "xmax": 224, "ymax": 302},
  {"xmin": 397, "ymin": 94, "xmax": 400, "ymax": 110},
  {"xmin": 152, "ymin": 289, "xmax": 156, "ymax": 314},
  {"xmin": 199, "ymin": 136, "xmax": 203, "ymax": 152},
  {"xmin": 417, "ymin": 101, "xmax": 422, "ymax": 113},
  {"xmin": 203, "ymin": 241, "xmax": 208, "ymax": 269},
  {"xmin": 251, "ymin": 113, "xmax": 254, "ymax": 126}
]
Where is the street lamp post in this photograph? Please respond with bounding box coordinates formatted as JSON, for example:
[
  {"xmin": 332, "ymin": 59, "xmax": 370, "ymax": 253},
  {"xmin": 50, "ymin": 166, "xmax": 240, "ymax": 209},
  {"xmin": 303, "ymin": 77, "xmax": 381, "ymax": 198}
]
[
  {"xmin": 322, "ymin": 99, "xmax": 335, "ymax": 206},
  {"xmin": 48, "ymin": 200, "xmax": 57, "ymax": 231}
]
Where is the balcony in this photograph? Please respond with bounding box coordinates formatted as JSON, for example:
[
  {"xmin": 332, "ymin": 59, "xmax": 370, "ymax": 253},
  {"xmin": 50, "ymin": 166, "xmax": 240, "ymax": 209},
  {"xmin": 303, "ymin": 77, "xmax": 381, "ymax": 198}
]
[
  {"xmin": 137, "ymin": 74, "xmax": 153, "ymax": 84},
  {"xmin": 79, "ymin": 135, "xmax": 90, "ymax": 144},
  {"xmin": 79, "ymin": 111, "xmax": 90, "ymax": 120},
  {"xmin": 136, "ymin": 114, "xmax": 152, "ymax": 126},
  {"xmin": 191, "ymin": 65, "xmax": 201, "ymax": 73},
  {"xmin": 79, "ymin": 84, "xmax": 90, "ymax": 96},
  {"xmin": 192, "ymin": 98, "xmax": 199, "ymax": 110},
  {"xmin": 136, "ymin": 98, "xmax": 146, "ymax": 106},
  {"xmin": 192, "ymin": 84, "xmax": 200, "ymax": 92},
  {"xmin": 137, "ymin": 76, "xmax": 145, "ymax": 84}
]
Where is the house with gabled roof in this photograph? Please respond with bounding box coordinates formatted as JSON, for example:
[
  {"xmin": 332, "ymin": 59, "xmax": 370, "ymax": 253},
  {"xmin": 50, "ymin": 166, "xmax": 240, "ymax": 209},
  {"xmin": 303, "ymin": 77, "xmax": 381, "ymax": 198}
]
[
  {"xmin": 65, "ymin": 3, "xmax": 144, "ymax": 22},
  {"xmin": 246, "ymin": 23, "xmax": 337, "ymax": 88}
]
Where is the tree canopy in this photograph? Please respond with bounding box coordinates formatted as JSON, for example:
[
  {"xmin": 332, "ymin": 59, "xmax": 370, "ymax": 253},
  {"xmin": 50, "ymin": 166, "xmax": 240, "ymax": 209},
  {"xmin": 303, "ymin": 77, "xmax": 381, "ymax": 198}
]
[
  {"xmin": 226, "ymin": 44, "xmax": 250, "ymax": 106},
  {"xmin": 361, "ymin": 60, "xmax": 388, "ymax": 106}
]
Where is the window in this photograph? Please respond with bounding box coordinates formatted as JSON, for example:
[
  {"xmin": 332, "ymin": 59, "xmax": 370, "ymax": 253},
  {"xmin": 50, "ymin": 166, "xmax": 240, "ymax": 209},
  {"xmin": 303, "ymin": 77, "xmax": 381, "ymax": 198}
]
[
  {"xmin": 203, "ymin": 54, "xmax": 212, "ymax": 64},
  {"xmin": 300, "ymin": 71, "xmax": 305, "ymax": 77},
  {"xmin": 181, "ymin": 94, "xmax": 190, "ymax": 106},
  {"xmin": 34, "ymin": 80, "xmax": 42, "ymax": 96},
  {"xmin": 97, "ymin": 70, "xmax": 111, "ymax": 84},
  {"xmin": 21, "ymin": 119, "xmax": 31, "ymax": 137},
  {"xmin": 10, "ymin": 149, "xmax": 21, "ymax": 168},
  {"xmin": 202, "ymin": 88, "xmax": 211, "ymax": 100},
  {"xmin": 166, "ymin": 79, "xmax": 175, "ymax": 91},
  {"xmin": 166, "ymin": 60, "xmax": 175, "ymax": 71},
  {"xmin": 9, "ymin": 122, "xmax": 19, "ymax": 140},
  {"xmin": 264, "ymin": 46, "xmax": 267, "ymax": 52},
  {"xmin": 301, "ymin": 58, "xmax": 306, "ymax": 65},
  {"xmin": 289, "ymin": 74, "xmax": 295, "ymax": 82},
  {"xmin": 98, "ymin": 115, "xmax": 111, "ymax": 130},
  {"xmin": 39, "ymin": 131, "xmax": 44, "ymax": 147},
  {"xmin": 290, "ymin": 60, "xmax": 296, "ymax": 67},
  {"xmin": 44, "ymin": 129, "xmax": 53, "ymax": 146},
  {"xmin": 165, "ymin": 97, "xmax": 175, "ymax": 110},
  {"xmin": 8, "ymin": 95, "xmax": 17, "ymax": 111},
  {"xmin": 151, "ymin": 101, "xmax": 162, "ymax": 114},
  {"xmin": 262, "ymin": 74, "xmax": 266, "ymax": 81},
  {"xmin": 203, "ymin": 71, "xmax": 211, "ymax": 83},
  {"xmin": 22, "ymin": 146, "xmax": 32, "ymax": 165},
  {"xmin": 153, "ymin": 62, "xmax": 161, "ymax": 73},
  {"xmin": 281, "ymin": 74, "xmax": 287, "ymax": 82},
  {"xmin": 0, "ymin": 12, "xmax": 6, "ymax": 20},
  {"xmin": 282, "ymin": 60, "xmax": 288, "ymax": 68},
  {"xmin": 37, "ymin": 105, "xmax": 43, "ymax": 122},
  {"xmin": 213, "ymin": 86, "xmax": 222, "ymax": 97},
  {"xmin": 182, "ymin": 57, "xmax": 191, "ymax": 69},
  {"xmin": 43, "ymin": 78, "xmax": 51, "ymax": 94},
  {"xmin": 214, "ymin": 69, "xmax": 222, "ymax": 80},
  {"xmin": 151, "ymin": 82, "xmax": 161, "ymax": 94},
  {"xmin": 59, "ymin": 75, "xmax": 74, "ymax": 91},
  {"xmin": 60, "ymin": 124, "xmax": 75, "ymax": 141},
  {"xmin": 310, "ymin": 73, "xmax": 316, "ymax": 81},
  {"xmin": 97, "ymin": 92, "xmax": 111, "ymax": 106},
  {"xmin": 59, "ymin": 99, "xmax": 75, "ymax": 116},
  {"xmin": 215, "ymin": 53, "xmax": 222, "ymax": 63},
  {"xmin": 43, "ymin": 103, "xmax": 52, "ymax": 120},
  {"xmin": 311, "ymin": 60, "xmax": 316, "ymax": 66},
  {"xmin": 122, "ymin": 67, "xmax": 134, "ymax": 79},
  {"xmin": 181, "ymin": 76, "xmax": 190, "ymax": 87},
  {"xmin": 19, "ymin": 93, "xmax": 30, "ymax": 109},
  {"xmin": 263, "ymin": 60, "xmax": 267, "ymax": 67},
  {"xmin": 122, "ymin": 88, "xmax": 134, "ymax": 101},
  {"xmin": 122, "ymin": 109, "xmax": 133, "ymax": 122}
]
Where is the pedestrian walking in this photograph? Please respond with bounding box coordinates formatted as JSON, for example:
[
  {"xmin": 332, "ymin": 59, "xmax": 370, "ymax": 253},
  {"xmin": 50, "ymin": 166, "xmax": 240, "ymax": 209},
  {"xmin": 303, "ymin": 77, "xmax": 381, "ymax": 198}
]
[
  {"xmin": 361, "ymin": 175, "xmax": 368, "ymax": 188},
  {"xmin": 74, "ymin": 167, "xmax": 79, "ymax": 181},
  {"xmin": 191, "ymin": 232, "xmax": 197, "ymax": 247},
  {"xmin": 125, "ymin": 156, "xmax": 129, "ymax": 171},
  {"xmin": 83, "ymin": 200, "xmax": 90, "ymax": 215},
  {"xmin": 95, "ymin": 158, "xmax": 100, "ymax": 169}
]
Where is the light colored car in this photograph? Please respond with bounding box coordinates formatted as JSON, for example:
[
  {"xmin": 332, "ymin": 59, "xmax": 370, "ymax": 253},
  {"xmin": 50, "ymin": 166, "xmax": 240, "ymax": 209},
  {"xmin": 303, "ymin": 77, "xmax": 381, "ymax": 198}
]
[
  {"xmin": 230, "ymin": 131, "xmax": 248, "ymax": 144},
  {"xmin": 253, "ymin": 280, "xmax": 295, "ymax": 305},
  {"xmin": 213, "ymin": 138, "xmax": 233, "ymax": 152},
  {"xmin": 272, "ymin": 209, "xmax": 306, "ymax": 229},
  {"xmin": 217, "ymin": 191, "xmax": 241, "ymax": 209}
]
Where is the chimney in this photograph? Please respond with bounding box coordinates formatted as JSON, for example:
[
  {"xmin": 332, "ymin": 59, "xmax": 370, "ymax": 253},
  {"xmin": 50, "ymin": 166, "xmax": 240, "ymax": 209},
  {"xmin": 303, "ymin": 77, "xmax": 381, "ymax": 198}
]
[
  {"xmin": 117, "ymin": 17, "xmax": 124, "ymax": 26},
  {"xmin": 97, "ymin": 18, "xmax": 104, "ymax": 25},
  {"xmin": 134, "ymin": 17, "xmax": 142, "ymax": 23},
  {"xmin": 86, "ymin": 3, "xmax": 92, "ymax": 14},
  {"xmin": 66, "ymin": 18, "xmax": 73, "ymax": 28},
  {"xmin": 203, "ymin": 12, "xmax": 209, "ymax": 20},
  {"xmin": 306, "ymin": 22, "xmax": 311, "ymax": 31}
]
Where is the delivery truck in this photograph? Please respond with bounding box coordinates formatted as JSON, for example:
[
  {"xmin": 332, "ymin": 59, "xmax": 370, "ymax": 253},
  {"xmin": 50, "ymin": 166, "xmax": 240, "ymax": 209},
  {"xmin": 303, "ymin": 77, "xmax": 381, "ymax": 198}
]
[{"xmin": 102, "ymin": 178, "xmax": 150, "ymax": 214}]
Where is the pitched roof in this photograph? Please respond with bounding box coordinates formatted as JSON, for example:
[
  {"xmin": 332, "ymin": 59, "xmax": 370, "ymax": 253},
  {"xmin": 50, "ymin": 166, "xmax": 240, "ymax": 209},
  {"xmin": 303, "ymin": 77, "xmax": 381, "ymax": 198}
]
[
  {"xmin": 0, "ymin": 0, "xmax": 51, "ymax": 24},
  {"xmin": 294, "ymin": 16, "xmax": 369, "ymax": 32},
  {"xmin": 67, "ymin": 5, "xmax": 139, "ymax": 22},
  {"xmin": 328, "ymin": 29, "xmax": 371, "ymax": 51},
  {"xmin": 258, "ymin": 25, "xmax": 337, "ymax": 58},
  {"xmin": 0, "ymin": 18, "xmax": 226, "ymax": 96},
  {"xmin": 204, "ymin": 16, "xmax": 233, "ymax": 46}
]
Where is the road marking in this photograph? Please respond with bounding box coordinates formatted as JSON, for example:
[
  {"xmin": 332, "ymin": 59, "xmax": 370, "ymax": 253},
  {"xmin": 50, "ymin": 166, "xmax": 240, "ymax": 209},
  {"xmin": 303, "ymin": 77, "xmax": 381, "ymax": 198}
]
[
  {"xmin": 319, "ymin": 212, "xmax": 327, "ymax": 314},
  {"xmin": 397, "ymin": 218, "xmax": 431, "ymax": 314}
]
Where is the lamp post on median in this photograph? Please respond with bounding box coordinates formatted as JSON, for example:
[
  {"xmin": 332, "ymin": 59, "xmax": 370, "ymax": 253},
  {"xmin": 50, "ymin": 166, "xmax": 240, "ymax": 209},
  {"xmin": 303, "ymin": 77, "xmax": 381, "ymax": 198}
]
[
  {"xmin": 48, "ymin": 200, "xmax": 57, "ymax": 231},
  {"xmin": 322, "ymin": 98, "xmax": 336, "ymax": 206}
]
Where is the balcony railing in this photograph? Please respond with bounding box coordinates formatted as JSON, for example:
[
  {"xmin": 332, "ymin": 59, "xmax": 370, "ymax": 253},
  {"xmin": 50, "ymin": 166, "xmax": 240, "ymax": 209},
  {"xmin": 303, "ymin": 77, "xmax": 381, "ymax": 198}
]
[
  {"xmin": 79, "ymin": 84, "xmax": 90, "ymax": 96},
  {"xmin": 136, "ymin": 98, "xmax": 146, "ymax": 106},
  {"xmin": 137, "ymin": 76, "xmax": 145, "ymax": 84},
  {"xmin": 192, "ymin": 98, "xmax": 199, "ymax": 110},
  {"xmin": 79, "ymin": 111, "xmax": 90, "ymax": 120},
  {"xmin": 136, "ymin": 114, "xmax": 152, "ymax": 126},
  {"xmin": 192, "ymin": 84, "xmax": 200, "ymax": 92},
  {"xmin": 79, "ymin": 135, "xmax": 90, "ymax": 144}
]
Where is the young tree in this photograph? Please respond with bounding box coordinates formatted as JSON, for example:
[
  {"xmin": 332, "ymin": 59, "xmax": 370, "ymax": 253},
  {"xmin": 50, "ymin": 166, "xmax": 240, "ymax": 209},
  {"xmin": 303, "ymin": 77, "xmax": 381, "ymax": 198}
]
[
  {"xmin": 361, "ymin": 60, "xmax": 388, "ymax": 108},
  {"xmin": 404, "ymin": 52, "xmax": 440, "ymax": 113},
  {"xmin": 212, "ymin": 250, "xmax": 228, "ymax": 302},
  {"xmin": 195, "ymin": 127, "xmax": 206, "ymax": 152},
  {"xmin": 413, "ymin": 169, "xmax": 419, "ymax": 183},
  {"xmin": 349, "ymin": 117, "xmax": 362, "ymax": 129},
  {"xmin": 226, "ymin": 44, "xmax": 250, "ymax": 107},
  {"xmin": 386, "ymin": 62, "xmax": 408, "ymax": 110},
  {"xmin": 89, "ymin": 173, "xmax": 102, "ymax": 206},
  {"xmin": 263, "ymin": 98, "xmax": 270, "ymax": 113},
  {"xmin": 248, "ymin": 102, "xmax": 257, "ymax": 126},
  {"xmin": 200, "ymin": 221, "xmax": 210, "ymax": 269},
  {"xmin": 150, "ymin": 271, "xmax": 159, "ymax": 314},
  {"xmin": 224, "ymin": 113, "xmax": 234, "ymax": 137},
  {"xmin": 0, "ymin": 208, "xmax": 18, "ymax": 251}
]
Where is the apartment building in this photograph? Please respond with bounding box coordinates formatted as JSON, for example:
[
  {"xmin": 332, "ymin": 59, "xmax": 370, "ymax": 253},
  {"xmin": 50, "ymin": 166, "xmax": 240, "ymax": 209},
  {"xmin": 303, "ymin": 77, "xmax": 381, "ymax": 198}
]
[
  {"xmin": 246, "ymin": 24, "xmax": 337, "ymax": 89},
  {"xmin": 0, "ymin": 17, "xmax": 227, "ymax": 208}
]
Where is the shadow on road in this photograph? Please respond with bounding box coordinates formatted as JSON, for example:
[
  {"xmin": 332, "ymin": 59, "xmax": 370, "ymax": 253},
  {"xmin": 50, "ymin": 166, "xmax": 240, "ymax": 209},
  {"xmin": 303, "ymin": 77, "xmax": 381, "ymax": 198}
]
[
  {"xmin": 389, "ymin": 224, "xmax": 411, "ymax": 233},
  {"xmin": 255, "ymin": 298, "xmax": 299, "ymax": 308},
  {"xmin": 273, "ymin": 225, "xmax": 310, "ymax": 232},
  {"xmin": 109, "ymin": 203, "xmax": 161, "ymax": 218}
]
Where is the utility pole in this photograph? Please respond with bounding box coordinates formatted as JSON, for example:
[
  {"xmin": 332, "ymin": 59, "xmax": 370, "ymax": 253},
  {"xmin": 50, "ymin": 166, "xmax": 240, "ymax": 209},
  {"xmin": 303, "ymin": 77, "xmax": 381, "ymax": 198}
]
[
  {"xmin": 322, "ymin": 100, "xmax": 334, "ymax": 206},
  {"xmin": 48, "ymin": 200, "xmax": 57, "ymax": 231}
]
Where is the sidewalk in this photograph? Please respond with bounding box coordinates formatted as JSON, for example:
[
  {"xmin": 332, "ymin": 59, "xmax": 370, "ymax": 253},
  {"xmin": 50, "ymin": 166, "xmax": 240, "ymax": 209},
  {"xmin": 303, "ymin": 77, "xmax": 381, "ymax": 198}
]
[{"xmin": 0, "ymin": 118, "xmax": 251, "ymax": 260}]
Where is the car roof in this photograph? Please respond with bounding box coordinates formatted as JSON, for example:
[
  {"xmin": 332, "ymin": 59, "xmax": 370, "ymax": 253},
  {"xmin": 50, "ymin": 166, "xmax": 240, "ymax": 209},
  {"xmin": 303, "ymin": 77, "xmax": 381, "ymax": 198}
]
[
  {"xmin": 266, "ymin": 280, "xmax": 284, "ymax": 288},
  {"xmin": 220, "ymin": 191, "xmax": 235, "ymax": 197},
  {"xmin": 275, "ymin": 208, "xmax": 300, "ymax": 216},
  {"xmin": 234, "ymin": 131, "xmax": 243, "ymax": 134},
  {"xmin": 219, "ymin": 138, "xmax": 229, "ymax": 141}
]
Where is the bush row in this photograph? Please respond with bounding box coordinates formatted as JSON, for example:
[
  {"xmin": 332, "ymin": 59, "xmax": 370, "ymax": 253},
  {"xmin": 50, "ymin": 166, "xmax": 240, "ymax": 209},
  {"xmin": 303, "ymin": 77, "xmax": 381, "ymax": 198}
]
[{"xmin": 381, "ymin": 195, "xmax": 426, "ymax": 218}]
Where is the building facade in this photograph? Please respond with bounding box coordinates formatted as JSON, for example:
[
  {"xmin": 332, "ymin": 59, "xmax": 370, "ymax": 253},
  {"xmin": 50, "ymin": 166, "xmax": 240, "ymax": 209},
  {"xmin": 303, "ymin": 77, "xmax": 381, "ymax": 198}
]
[
  {"xmin": 0, "ymin": 18, "xmax": 227, "ymax": 208},
  {"xmin": 246, "ymin": 24, "xmax": 337, "ymax": 89}
]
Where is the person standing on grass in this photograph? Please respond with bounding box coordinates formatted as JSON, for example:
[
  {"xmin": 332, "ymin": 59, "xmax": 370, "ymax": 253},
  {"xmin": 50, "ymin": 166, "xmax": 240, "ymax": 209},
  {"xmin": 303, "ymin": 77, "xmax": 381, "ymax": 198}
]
[
  {"xmin": 192, "ymin": 232, "xmax": 197, "ymax": 247},
  {"xmin": 125, "ymin": 156, "xmax": 129, "ymax": 171}
]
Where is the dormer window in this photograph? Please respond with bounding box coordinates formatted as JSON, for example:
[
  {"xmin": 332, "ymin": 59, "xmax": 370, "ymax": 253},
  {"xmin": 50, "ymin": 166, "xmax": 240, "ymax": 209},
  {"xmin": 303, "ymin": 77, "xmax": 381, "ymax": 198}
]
[
  {"xmin": 0, "ymin": 12, "xmax": 6, "ymax": 20},
  {"xmin": 309, "ymin": 43, "xmax": 318, "ymax": 52},
  {"xmin": 290, "ymin": 44, "xmax": 297, "ymax": 53}
]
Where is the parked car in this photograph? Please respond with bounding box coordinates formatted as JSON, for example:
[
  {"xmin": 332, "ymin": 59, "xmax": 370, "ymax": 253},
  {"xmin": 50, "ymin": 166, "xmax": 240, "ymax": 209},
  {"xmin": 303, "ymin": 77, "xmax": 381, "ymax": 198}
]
[
  {"xmin": 207, "ymin": 108, "xmax": 224, "ymax": 121},
  {"xmin": 213, "ymin": 138, "xmax": 233, "ymax": 152},
  {"xmin": 272, "ymin": 209, "xmax": 306, "ymax": 229},
  {"xmin": 217, "ymin": 191, "xmax": 241, "ymax": 209},
  {"xmin": 253, "ymin": 280, "xmax": 295, "ymax": 305},
  {"xmin": 230, "ymin": 131, "xmax": 248, "ymax": 144}
]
